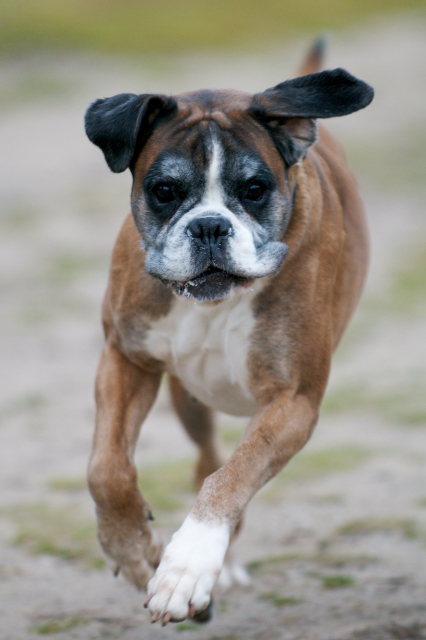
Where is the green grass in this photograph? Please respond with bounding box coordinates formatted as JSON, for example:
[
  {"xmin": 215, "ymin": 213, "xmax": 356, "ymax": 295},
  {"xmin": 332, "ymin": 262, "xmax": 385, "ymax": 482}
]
[
  {"xmin": 384, "ymin": 243, "xmax": 426, "ymax": 315},
  {"xmin": 48, "ymin": 476, "xmax": 87, "ymax": 492},
  {"xmin": 320, "ymin": 574, "xmax": 354, "ymax": 588},
  {"xmin": 248, "ymin": 551, "xmax": 377, "ymax": 576},
  {"xmin": 315, "ymin": 553, "xmax": 378, "ymax": 568},
  {"xmin": 48, "ymin": 458, "xmax": 195, "ymax": 514},
  {"xmin": 344, "ymin": 125, "xmax": 426, "ymax": 194},
  {"xmin": 322, "ymin": 382, "xmax": 426, "ymax": 425},
  {"xmin": 260, "ymin": 444, "xmax": 372, "ymax": 501},
  {"xmin": 33, "ymin": 617, "xmax": 86, "ymax": 635},
  {"xmin": 3, "ymin": 503, "xmax": 105, "ymax": 569},
  {"xmin": 138, "ymin": 459, "xmax": 195, "ymax": 513},
  {"xmin": 258, "ymin": 592, "xmax": 303, "ymax": 607},
  {"xmin": 356, "ymin": 238, "xmax": 426, "ymax": 319},
  {"xmin": 48, "ymin": 459, "xmax": 195, "ymax": 521},
  {"xmin": 0, "ymin": 72, "xmax": 74, "ymax": 111},
  {"xmin": 247, "ymin": 553, "xmax": 303, "ymax": 576},
  {"xmin": 1, "ymin": 203, "xmax": 40, "ymax": 231},
  {"xmin": 0, "ymin": 0, "xmax": 424, "ymax": 56},
  {"xmin": 337, "ymin": 517, "xmax": 420, "ymax": 539},
  {"xmin": 176, "ymin": 622, "xmax": 200, "ymax": 631},
  {"xmin": 220, "ymin": 421, "xmax": 246, "ymax": 448},
  {"xmin": 0, "ymin": 392, "xmax": 46, "ymax": 423},
  {"xmin": 46, "ymin": 252, "xmax": 107, "ymax": 285}
]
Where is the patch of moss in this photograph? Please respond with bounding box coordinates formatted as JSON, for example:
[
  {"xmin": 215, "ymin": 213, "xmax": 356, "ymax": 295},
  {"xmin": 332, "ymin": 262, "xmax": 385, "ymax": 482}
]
[
  {"xmin": 1, "ymin": 203, "xmax": 40, "ymax": 230},
  {"xmin": 337, "ymin": 517, "xmax": 419, "ymax": 540},
  {"xmin": 0, "ymin": 392, "xmax": 46, "ymax": 421},
  {"xmin": 261, "ymin": 444, "xmax": 372, "ymax": 502},
  {"xmin": 247, "ymin": 554, "xmax": 302, "ymax": 576},
  {"xmin": 322, "ymin": 382, "xmax": 426, "ymax": 426},
  {"xmin": 46, "ymin": 252, "xmax": 106, "ymax": 285},
  {"xmin": 32, "ymin": 615, "xmax": 87, "ymax": 635},
  {"xmin": 138, "ymin": 459, "xmax": 195, "ymax": 513},
  {"xmin": 388, "ymin": 244, "xmax": 426, "ymax": 313},
  {"xmin": 320, "ymin": 574, "xmax": 354, "ymax": 589},
  {"xmin": 3, "ymin": 503, "xmax": 105, "ymax": 569},
  {"xmin": 220, "ymin": 422, "xmax": 245, "ymax": 448},
  {"xmin": 48, "ymin": 476, "xmax": 87, "ymax": 492},
  {"xmin": 0, "ymin": 73, "xmax": 75, "ymax": 111},
  {"xmin": 344, "ymin": 125, "xmax": 426, "ymax": 194},
  {"xmin": 258, "ymin": 592, "xmax": 303, "ymax": 607},
  {"xmin": 248, "ymin": 551, "xmax": 377, "ymax": 577},
  {"xmin": 176, "ymin": 622, "xmax": 200, "ymax": 631},
  {"xmin": 314, "ymin": 553, "xmax": 378, "ymax": 568}
]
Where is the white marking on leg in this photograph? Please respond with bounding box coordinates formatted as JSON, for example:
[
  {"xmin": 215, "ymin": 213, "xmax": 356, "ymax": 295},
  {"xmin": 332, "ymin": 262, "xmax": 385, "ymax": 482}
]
[{"xmin": 147, "ymin": 515, "xmax": 230, "ymax": 622}]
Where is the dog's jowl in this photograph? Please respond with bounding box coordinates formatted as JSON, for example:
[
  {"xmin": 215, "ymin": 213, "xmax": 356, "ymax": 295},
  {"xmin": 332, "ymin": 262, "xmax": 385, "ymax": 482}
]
[{"xmin": 85, "ymin": 43, "xmax": 374, "ymax": 625}]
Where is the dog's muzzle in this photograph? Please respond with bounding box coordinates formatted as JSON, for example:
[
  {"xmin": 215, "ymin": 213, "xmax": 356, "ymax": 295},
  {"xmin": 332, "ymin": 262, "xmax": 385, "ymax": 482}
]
[
  {"xmin": 144, "ymin": 212, "xmax": 288, "ymax": 302},
  {"xmin": 178, "ymin": 215, "xmax": 247, "ymax": 301}
]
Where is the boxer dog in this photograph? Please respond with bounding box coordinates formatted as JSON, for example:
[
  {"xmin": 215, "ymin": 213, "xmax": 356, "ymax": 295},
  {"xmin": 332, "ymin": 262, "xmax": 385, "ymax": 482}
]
[{"xmin": 85, "ymin": 43, "xmax": 373, "ymax": 625}]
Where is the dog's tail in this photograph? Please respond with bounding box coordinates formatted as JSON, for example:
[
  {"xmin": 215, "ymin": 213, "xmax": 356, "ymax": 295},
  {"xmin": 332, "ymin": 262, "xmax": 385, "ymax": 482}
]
[{"xmin": 297, "ymin": 36, "xmax": 326, "ymax": 77}]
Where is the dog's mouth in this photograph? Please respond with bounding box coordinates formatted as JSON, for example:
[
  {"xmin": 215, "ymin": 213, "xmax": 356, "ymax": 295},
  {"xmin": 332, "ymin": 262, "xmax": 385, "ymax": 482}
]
[{"xmin": 170, "ymin": 266, "xmax": 254, "ymax": 301}]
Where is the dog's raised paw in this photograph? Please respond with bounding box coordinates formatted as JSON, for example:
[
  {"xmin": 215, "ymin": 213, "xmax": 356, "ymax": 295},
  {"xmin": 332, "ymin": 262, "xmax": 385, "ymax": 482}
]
[
  {"xmin": 103, "ymin": 528, "xmax": 163, "ymax": 590},
  {"xmin": 146, "ymin": 515, "xmax": 229, "ymax": 624}
]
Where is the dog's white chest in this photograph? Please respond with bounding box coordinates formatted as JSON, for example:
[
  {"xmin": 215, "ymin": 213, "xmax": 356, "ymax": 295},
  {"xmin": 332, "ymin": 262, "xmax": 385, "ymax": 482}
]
[{"xmin": 144, "ymin": 291, "xmax": 259, "ymax": 416}]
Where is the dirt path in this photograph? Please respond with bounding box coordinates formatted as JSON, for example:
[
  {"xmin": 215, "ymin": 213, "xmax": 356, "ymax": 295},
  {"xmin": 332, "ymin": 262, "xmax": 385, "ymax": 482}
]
[{"xmin": 1, "ymin": 16, "xmax": 426, "ymax": 640}]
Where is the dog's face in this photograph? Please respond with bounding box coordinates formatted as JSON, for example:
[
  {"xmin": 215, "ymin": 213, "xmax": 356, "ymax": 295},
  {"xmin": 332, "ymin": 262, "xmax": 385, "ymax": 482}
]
[
  {"xmin": 85, "ymin": 70, "xmax": 373, "ymax": 302},
  {"xmin": 131, "ymin": 91, "xmax": 293, "ymax": 302}
]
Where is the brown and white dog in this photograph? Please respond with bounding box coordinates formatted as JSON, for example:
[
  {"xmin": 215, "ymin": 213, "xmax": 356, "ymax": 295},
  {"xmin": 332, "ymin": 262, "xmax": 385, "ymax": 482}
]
[{"xmin": 85, "ymin": 44, "xmax": 373, "ymax": 625}]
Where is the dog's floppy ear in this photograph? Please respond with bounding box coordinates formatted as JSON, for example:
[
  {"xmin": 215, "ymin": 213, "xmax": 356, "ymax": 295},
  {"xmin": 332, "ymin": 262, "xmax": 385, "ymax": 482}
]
[
  {"xmin": 85, "ymin": 93, "xmax": 177, "ymax": 173},
  {"xmin": 250, "ymin": 68, "xmax": 374, "ymax": 166}
]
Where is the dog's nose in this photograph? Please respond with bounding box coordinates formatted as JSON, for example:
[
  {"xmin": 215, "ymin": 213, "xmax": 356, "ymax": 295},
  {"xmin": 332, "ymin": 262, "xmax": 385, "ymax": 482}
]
[{"xmin": 187, "ymin": 217, "xmax": 232, "ymax": 247}]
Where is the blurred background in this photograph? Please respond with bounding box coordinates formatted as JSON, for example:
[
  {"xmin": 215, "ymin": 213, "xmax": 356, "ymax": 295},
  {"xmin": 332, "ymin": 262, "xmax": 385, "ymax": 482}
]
[{"xmin": 0, "ymin": 2, "xmax": 426, "ymax": 639}]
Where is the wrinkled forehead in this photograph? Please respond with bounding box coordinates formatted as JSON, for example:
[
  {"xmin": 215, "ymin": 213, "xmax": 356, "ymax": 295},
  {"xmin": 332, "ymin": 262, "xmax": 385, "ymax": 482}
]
[{"xmin": 133, "ymin": 89, "xmax": 286, "ymax": 187}]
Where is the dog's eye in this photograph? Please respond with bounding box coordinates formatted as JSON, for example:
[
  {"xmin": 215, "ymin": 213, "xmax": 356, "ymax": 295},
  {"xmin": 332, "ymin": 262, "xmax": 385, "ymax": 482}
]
[
  {"xmin": 153, "ymin": 183, "xmax": 175, "ymax": 204},
  {"xmin": 245, "ymin": 182, "xmax": 266, "ymax": 202}
]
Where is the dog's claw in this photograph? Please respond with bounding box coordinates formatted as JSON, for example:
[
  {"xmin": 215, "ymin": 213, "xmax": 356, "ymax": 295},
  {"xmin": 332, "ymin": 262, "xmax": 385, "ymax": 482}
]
[
  {"xmin": 143, "ymin": 595, "xmax": 152, "ymax": 608},
  {"xmin": 161, "ymin": 613, "xmax": 171, "ymax": 626},
  {"xmin": 151, "ymin": 611, "xmax": 160, "ymax": 623},
  {"xmin": 113, "ymin": 564, "xmax": 120, "ymax": 577}
]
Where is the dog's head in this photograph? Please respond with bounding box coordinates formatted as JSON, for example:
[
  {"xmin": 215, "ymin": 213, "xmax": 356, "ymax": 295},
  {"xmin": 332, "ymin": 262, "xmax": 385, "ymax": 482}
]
[{"xmin": 85, "ymin": 69, "xmax": 373, "ymax": 302}]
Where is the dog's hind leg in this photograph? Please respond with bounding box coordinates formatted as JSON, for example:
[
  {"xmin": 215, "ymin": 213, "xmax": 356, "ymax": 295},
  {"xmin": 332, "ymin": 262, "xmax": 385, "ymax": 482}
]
[{"xmin": 169, "ymin": 375, "xmax": 223, "ymax": 490}]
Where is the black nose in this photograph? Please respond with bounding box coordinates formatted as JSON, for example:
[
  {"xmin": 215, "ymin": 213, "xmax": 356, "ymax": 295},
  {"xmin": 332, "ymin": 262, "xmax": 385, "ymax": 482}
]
[{"xmin": 187, "ymin": 216, "xmax": 232, "ymax": 248}]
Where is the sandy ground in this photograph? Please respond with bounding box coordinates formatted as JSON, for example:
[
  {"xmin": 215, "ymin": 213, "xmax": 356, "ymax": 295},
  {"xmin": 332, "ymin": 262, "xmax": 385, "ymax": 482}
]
[{"xmin": 1, "ymin": 14, "xmax": 426, "ymax": 640}]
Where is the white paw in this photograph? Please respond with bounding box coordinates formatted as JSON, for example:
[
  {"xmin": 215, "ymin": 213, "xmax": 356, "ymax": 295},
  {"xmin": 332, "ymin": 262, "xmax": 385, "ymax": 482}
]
[
  {"xmin": 146, "ymin": 515, "xmax": 229, "ymax": 624},
  {"xmin": 217, "ymin": 563, "xmax": 251, "ymax": 591}
]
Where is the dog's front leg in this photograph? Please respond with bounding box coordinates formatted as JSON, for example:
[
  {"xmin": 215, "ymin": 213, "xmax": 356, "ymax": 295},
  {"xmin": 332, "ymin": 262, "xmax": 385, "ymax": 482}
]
[
  {"xmin": 88, "ymin": 342, "xmax": 162, "ymax": 589},
  {"xmin": 147, "ymin": 390, "xmax": 319, "ymax": 624}
]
